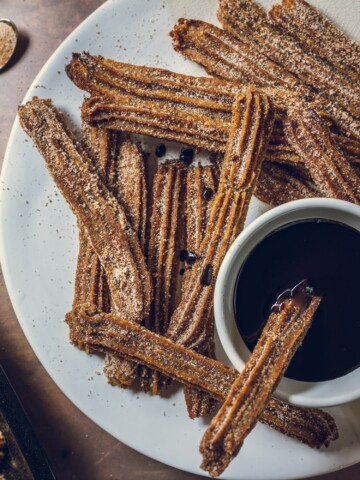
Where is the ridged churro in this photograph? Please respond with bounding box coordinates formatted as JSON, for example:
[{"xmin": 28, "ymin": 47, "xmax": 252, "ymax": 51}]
[
  {"xmin": 102, "ymin": 138, "xmax": 148, "ymax": 387},
  {"xmin": 67, "ymin": 52, "xmax": 297, "ymax": 117},
  {"xmin": 67, "ymin": 306, "xmax": 338, "ymax": 450},
  {"xmin": 183, "ymin": 164, "xmax": 218, "ymax": 418},
  {"xmin": 167, "ymin": 90, "xmax": 274, "ymax": 356},
  {"xmin": 286, "ymin": 108, "xmax": 360, "ymax": 203},
  {"xmin": 82, "ymin": 93, "xmax": 360, "ymax": 168},
  {"xmin": 269, "ymin": 0, "xmax": 360, "ymax": 81},
  {"xmin": 200, "ymin": 283, "xmax": 321, "ymax": 477},
  {"xmin": 170, "ymin": 18, "xmax": 302, "ymax": 91},
  {"xmin": 140, "ymin": 160, "xmax": 186, "ymax": 394},
  {"xmin": 255, "ymin": 161, "xmax": 319, "ymax": 206},
  {"xmin": 18, "ymin": 97, "xmax": 152, "ymax": 323},
  {"xmin": 218, "ymin": 0, "xmax": 360, "ymax": 138}
]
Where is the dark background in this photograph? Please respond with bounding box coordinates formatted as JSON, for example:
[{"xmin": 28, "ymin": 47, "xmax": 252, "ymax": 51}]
[{"xmin": 1, "ymin": 1, "xmax": 359, "ymax": 478}]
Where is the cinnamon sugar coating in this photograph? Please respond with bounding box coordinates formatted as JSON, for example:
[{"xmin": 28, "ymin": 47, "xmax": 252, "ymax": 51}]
[
  {"xmin": 255, "ymin": 161, "xmax": 319, "ymax": 206},
  {"xmin": 200, "ymin": 291, "xmax": 321, "ymax": 477},
  {"xmin": 101, "ymin": 138, "xmax": 148, "ymax": 386},
  {"xmin": 140, "ymin": 160, "xmax": 186, "ymax": 394},
  {"xmin": 269, "ymin": 0, "xmax": 360, "ymax": 81},
  {"xmin": 286, "ymin": 108, "xmax": 360, "ymax": 203},
  {"xmin": 183, "ymin": 165, "xmax": 218, "ymax": 418},
  {"xmin": 18, "ymin": 97, "xmax": 152, "ymax": 322}
]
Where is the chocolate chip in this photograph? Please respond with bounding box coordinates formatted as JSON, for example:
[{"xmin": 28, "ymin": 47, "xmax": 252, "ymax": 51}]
[
  {"xmin": 179, "ymin": 249, "xmax": 188, "ymax": 261},
  {"xmin": 155, "ymin": 143, "xmax": 166, "ymax": 157},
  {"xmin": 186, "ymin": 251, "xmax": 198, "ymax": 264},
  {"xmin": 202, "ymin": 188, "xmax": 213, "ymax": 200},
  {"xmin": 180, "ymin": 148, "xmax": 194, "ymax": 165},
  {"xmin": 201, "ymin": 264, "xmax": 213, "ymax": 285},
  {"xmin": 179, "ymin": 268, "xmax": 185, "ymax": 276}
]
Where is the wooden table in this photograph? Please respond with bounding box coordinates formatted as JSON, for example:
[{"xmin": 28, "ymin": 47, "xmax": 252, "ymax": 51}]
[{"xmin": 0, "ymin": 1, "xmax": 359, "ymax": 479}]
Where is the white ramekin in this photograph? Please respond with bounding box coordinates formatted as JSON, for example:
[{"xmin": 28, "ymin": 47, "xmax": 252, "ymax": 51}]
[{"xmin": 214, "ymin": 198, "xmax": 360, "ymax": 408}]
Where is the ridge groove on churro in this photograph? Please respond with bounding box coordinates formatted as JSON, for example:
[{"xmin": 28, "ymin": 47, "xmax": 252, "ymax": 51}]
[
  {"xmin": 200, "ymin": 284, "xmax": 321, "ymax": 477},
  {"xmin": 286, "ymin": 108, "xmax": 360, "ymax": 204},
  {"xmin": 66, "ymin": 306, "xmax": 338, "ymax": 451},
  {"xmin": 167, "ymin": 89, "xmax": 274, "ymax": 354},
  {"xmin": 18, "ymin": 97, "xmax": 152, "ymax": 322},
  {"xmin": 140, "ymin": 160, "xmax": 187, "ymax": 394}
]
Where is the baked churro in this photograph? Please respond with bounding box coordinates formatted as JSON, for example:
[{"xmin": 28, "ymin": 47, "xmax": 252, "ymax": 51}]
[
  {"xmin": 167, "ymin": 90, "xmax": 274, "ymax": 354},
  {"xmin": 140, "ymin": 160, "xmax": 186, "ymax": 394},
  {"xmin": 67, "ymin": 306, "xmax": 338, "ymax": 450},
  {"xmin": 200, "ymin": 282, "xmax": 321, "ymax": 477},
  {"xmin": 18, "ymin": 97, "xmax": 152, "ymax": 322},
  {"xmin": 286, "ymin": 108, "xmax": 360, "ymax": 203},
  {"xmin": 269, "ymin": 0, "xmax": 360, "ymax": 81}
]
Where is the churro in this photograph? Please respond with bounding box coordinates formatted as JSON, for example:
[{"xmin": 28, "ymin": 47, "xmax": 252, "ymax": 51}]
[
  {"xmin": 218, "ymin": 0, "xmax": 360, "ymax": 138},
  {"xmin": 140, "ymin": 160, "xmax": 186, "ymax": 394},
  {"xmin": 183, "ymin": 164, "xmax": 218, "ymax": 418},
  {"xmin": 102, "ymin": 138, "xmax": 148, "ymax": 387},
  {"xmin": 286, "ymin": 108, "xmax": 360, "ymax": 203},
  {"xmin": 167, "ymin": 90, "xmax": 274, "ymax": 355},
  {"xmin": 255, "ymin": 161, "xmax": 319, "ymax": 206},
  {"xmin": 171, "ymin": 16, "xmax": 360, "ymax": 141},
  {"xmin": 18, "ymin": 97, "xmax": 152, "ymax": 322},
  {"xmin": 82, "ymin": 95, "xmax": 360, "ymax": 168},
  {"xmin": 200, "ymin": 282, "xmax": 321, "ymax": 476},
  {"xmin": 67, "ymin": 52, "xmax": 297, "ymax": 118},
  {"xmin": 170, "ymin": 18, "xmax": 301, "ymax": 91},
  {"xmin": 269, "ymin": 0, "xmax": 360, "ymax": 81},
  {"xmin": 67, "ymin": 306, "xmax": 338, "ymax": 450}
]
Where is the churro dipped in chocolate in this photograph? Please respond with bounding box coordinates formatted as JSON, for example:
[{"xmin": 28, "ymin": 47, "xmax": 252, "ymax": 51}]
[
  {"xmin": 18, "ymin": 97, "xmax": 152, "ymax": 322},
  {"xmin": 183, "ymin": 165, "xmax": 218, "ymax": 418},
  {"xmin": 67, "ymin": 306, "xmax": 337, "ymax": 451},
  {"xmin": 255, "ymin": 162, "xmax": 319, "ymax": 206},
  {"xmin": 269, "ymin": 0, "xmax": 360, "ymax": 81},
  {"xmin": 167, "ymin": 90, "xmax": 274, "ymax": 355},
  {"xmin": 200, "ymin": 282, "xmax": 321, "ymax": 477},
  {"xmin": 217, "ymin": 0, "xmax": 360, "ymax": 138},
  {"xmin": 286, "ymin": 108, "xmax": 360, "ymax": 204},
  {"xmin": 140, "ymin": 160, "xmax": 186, "ymax": 394}
]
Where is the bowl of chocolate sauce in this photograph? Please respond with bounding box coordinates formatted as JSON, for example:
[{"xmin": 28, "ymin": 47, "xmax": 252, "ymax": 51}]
[{"xmin": 214, "ymin": 198, "xmax": 360, "ymax": 407}]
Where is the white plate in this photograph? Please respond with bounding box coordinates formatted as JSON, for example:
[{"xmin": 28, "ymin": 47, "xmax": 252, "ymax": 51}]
[{"xmin": 1, "ymin": 0, "xmax": 360, "ymax": 478}]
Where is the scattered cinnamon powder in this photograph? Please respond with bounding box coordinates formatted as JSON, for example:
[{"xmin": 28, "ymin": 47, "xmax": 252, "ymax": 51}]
[{"xmin": 0, "ymin": 21, "xmax": 17, "ymax": 67}]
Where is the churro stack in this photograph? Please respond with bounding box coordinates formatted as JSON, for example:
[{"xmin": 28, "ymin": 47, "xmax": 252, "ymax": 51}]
[{"xmin": 17, "ymin": 0, "xmax": 360, "ymax": 475}]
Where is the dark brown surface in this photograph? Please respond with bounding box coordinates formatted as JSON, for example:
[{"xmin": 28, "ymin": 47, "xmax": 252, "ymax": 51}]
[{"xmin": 0, "ymin": 1, "xmax": 359, "ymax": 479}]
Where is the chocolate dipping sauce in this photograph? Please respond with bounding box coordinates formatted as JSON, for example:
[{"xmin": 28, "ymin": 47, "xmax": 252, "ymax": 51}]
[{"xmin": 234, "ymin": 219, "xmax": 360, "ymax": 382}]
